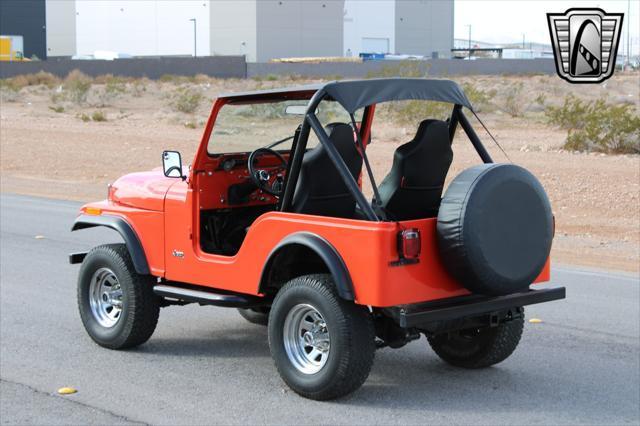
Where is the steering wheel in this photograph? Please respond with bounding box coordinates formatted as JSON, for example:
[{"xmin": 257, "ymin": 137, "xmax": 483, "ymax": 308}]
[{"xmin": 247, "ymin": 147, "xmax": 288, "ymax": 197}]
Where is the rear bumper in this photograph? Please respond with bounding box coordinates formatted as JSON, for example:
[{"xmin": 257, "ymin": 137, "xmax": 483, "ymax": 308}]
[{"xmin": 387, "ymin": 287, "xmax": 566, "ymax": 328}]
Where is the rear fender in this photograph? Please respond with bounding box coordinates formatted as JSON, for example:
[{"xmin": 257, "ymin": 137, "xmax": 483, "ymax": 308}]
[
  {"xmin": 259, "ymin": 232, "xmax": 354, "ymax": 300},
  {"xmin": 71, "ymin": 214, "xmax": 150, "ymax": 275}
]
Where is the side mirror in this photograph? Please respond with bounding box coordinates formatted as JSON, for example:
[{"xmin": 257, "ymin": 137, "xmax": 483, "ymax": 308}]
[{"xmin": 162, "ymin": 151, "xmax": 185, "ymax": 179}]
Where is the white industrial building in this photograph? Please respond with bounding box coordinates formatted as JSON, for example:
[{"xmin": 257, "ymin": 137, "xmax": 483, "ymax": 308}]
[
  {"xmin": 344, "ymin": 0, "xmax": 454, "ymax": 58},
  {"xmin": 45, "ymin": 0, "xmax": 454, "ymax": 61}
]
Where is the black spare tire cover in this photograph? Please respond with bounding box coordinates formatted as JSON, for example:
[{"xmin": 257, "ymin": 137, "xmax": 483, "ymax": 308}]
[{"xmin": 437, "ymin": 164, "xmax": 553, "ymax": 296}]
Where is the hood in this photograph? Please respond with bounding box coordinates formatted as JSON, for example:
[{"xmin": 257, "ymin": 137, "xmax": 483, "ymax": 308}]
[{"xmin": 110, "ymin": 168, "xmax": 178, "ymax": 211}]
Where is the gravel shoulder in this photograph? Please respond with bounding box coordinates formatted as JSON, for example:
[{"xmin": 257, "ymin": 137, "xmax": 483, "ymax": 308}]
[{"xmin": 1, "ymin": 74, "xmax": 638, "ymax": 273}]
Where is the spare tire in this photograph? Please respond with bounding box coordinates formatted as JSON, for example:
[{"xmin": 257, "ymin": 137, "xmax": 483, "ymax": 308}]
[{"xmin": 437, "ymin": 164, "xmax": 553, "ymax": 296}]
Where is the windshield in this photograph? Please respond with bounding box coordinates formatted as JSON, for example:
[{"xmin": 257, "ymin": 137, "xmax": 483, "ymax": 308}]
[{"xmin": 207, "ymin": 99, "xmax": 363, "ymax": 155}]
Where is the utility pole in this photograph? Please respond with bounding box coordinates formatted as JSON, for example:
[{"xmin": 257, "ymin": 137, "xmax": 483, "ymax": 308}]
[
  {"xmin": 466, "ymin": 24, "xmax": 472, "ymax": 59},
  {"xmin": 189, "ymin": 18, "xmax": 197, "ymax": 57},
  {"xmin": 522, "ymin": 33, "xmax": 525, "ymax": 50},
  {"xmin": 626, "ymin": 0, "xmax": 631, "ymax": 70}
]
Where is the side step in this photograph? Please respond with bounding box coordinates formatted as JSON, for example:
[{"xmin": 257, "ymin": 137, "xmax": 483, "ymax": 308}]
[{"xmin": 153, "ymin": 284, "xmax": 262, "ymax": 308}]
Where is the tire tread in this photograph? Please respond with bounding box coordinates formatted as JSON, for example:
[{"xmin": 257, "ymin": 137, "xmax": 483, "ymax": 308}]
[
  {"xmin": 77, "ymin": 244, "xmax": 159, "ymax": 349},
  {"xmin": 269, "ymin": 274, "xmax": 375, "ymax": 400},
  {"xmin": 427, "ymin": 314, "xmax": 524, "ymax": 369}
]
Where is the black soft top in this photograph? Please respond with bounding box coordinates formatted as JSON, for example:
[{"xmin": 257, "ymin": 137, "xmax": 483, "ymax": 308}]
[{"xmin": 219, "ymin": 78, "xmax": 473, "ymax": 112}]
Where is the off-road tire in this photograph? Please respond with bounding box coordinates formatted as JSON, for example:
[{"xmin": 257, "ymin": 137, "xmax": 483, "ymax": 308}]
[
  {"xmin": 427, "ymin": 313, "xmax": 524, "ymax": 369},
  {"xmin": 77, "ymin": 244, "xmax": 160, "ymax": 349},
  {"xmin": 268, "ymin": 274, "xmax": 375, "ymax": 400},
  {"xmin": 237, "ymin": 307, "xmax": 270, "ymax": 326}
]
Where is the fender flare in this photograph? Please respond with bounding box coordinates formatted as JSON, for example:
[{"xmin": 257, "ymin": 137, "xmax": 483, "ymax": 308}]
[
  {"xmin": 71, "ymin": 214, "xmax": 150, "ymax": 275},
  {"xmin": 259, "ymin": 232, "xmax": 354, "ymax": 300}
]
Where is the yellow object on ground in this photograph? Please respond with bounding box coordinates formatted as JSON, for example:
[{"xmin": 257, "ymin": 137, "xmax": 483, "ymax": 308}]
[
  {"xmin": 529, "ymin": 318, "xmax": 543, "ymax": 324},
  {"xmin": 57, "ymin": 387, "xmax": 77, "ymax": 395}
]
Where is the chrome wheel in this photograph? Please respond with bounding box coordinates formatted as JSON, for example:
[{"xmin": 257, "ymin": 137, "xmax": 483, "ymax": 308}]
[
  {"xmin": 283, "ymin": 304, "xmax": 330, "ymax": 374},
  {"xmin": 88, "ymin": 267, "xmax": 123, "ymax": 328}
]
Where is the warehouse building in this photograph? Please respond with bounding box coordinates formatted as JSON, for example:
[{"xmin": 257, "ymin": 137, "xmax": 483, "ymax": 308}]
[
  {"xmin": 5, "ymin": 0, "xmax": 453, "ymax": 61},
  {"xmin": 344, "ymin": 0, "xmax": 454, "ymax": 58},
  {"xmin": 210, "ymin": 0, "xmax": 344, "ymax": 62}
]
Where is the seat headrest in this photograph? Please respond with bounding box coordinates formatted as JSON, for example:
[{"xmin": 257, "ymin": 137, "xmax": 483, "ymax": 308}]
[
  {"xmin": 322, "ymin": 122, "xmax": 356, "ymax": 157},
  {"xmin": 413, "ymin": 119, "xmax": 448, "ymax": 142}
]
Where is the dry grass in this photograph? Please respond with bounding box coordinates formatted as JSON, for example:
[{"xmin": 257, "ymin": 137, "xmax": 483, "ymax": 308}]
[
  {"xmin": 0, "ymin": 70, "xmax": 638, "ymax": 272},
  {"xmin": 63, "ymin": 70, "xmax": 92, "ymax": 104}
]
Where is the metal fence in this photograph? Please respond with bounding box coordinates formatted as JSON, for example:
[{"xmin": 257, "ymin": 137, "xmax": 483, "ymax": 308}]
[
  {"xmin": 0, "ymin": 56, "xmax": 556, "ymax": 80},
  {"xmin": 0, "ymin": 56, "xmax": 246, "ymax": 79}
]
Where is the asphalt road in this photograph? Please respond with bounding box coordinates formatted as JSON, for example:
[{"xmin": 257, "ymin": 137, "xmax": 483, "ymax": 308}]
[{"xmin": 1, "ymin": 193, "xmax": 638, "ymax": 425}]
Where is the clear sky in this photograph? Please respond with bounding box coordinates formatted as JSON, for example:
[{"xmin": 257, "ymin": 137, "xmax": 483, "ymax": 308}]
[{"xmin": 454, "ymin": 0, "xmax": 639, "ymax": 55}]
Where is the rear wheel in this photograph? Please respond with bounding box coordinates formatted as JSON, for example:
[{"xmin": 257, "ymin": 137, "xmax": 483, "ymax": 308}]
[
  {"xmin": 268, "ymin": 274, "xmax": 375, "ymax": 400},
  {"xmin": 427, "ymin": 313, "xmax": 524, "ymax": 369},
  {"xmin": 237, "ymin": 307, "xmax": 270, "ymax": 326},
  {"xmin": 77, "ymin": 244, "xmax": 160, "ymax": 349}
]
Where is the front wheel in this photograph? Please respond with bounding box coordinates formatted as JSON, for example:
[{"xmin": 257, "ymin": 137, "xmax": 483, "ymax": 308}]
[
  {"xmin": 268, "ymin": 274, "xmax": 375, "ymax": 400},
  {"xmin": 77, "ymin": 244, "xmax": 160, "ymax": 349},
  {"xmin": 427, "ymin": 313, "xmax": 524, "ymax": 369}
]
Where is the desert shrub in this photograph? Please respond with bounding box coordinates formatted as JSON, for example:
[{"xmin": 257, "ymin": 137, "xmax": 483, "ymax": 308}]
[
  {"xmin": 159, "ymin": 74, "xmax": 201, "ymax": 85},
  {"xmin": 0, "ymin": 72, "xmax": 60, "ymax": 91},
  {"xmin": 398, "ymin": 100, "xmax": 450, "ymax": 123},
  {"xmin": 251, "ymin": 74, "xmax": 280, "ymax": 82},
  {"xmin": 131, "ymin": 79, "xmax": 148, "ymax": 97},
  {"xmin": 25, "ymin": 71, "xmax": 60, "ymax": 88},
  {"xmin": 91, "ymin": 110, "xmax": 107, "ymax": 122},
  {"xmin": 232, "ymin": 103, "xmax": 287, "ymax": 119},
  {"xmin": 377, "ymin": 99, "xmax": 452, "ymax": 126},
  {"xmin": 104, "ymin": 76, "xmax": 127, "ymax": 95},
  {"xmin": 94, "ymin": 74, "xmax": 129, "ymax": 85},
  {"xmin": 64, "ymin": 70, "xmax": 92, "ymax": 104},
  {"xmin": 183, "ymin": 120, "xmax": 197, "ymax": 129},
  {"xmin": 502, "ymin": 82, "xmax": 524, "ymax": 117},
  {"xmin": 193, "ymin": 74, "xmax": 212, "ymax": 84},
  {"xmin": 159, "ymin": 74, "xmax": 178, "ymax": 83},
  {"xmin": 5, "ymin": 75, "xmax": 29, "ymax": 89},
  {"xmin": 48, "ymin": 105, "xmax": 64, "ymax": 113},
  {"xmin": 0, "ymin": 78, "xmax": 22, "ymax": 102},
  {"xmin": 171, "ymin": 88, "xmax": 203, "ymax": 113},
  {"xmin": 461, "ymin": 82, "xmax": 495, "ymax": 112},
  {"xmin": 545, "ymin": 94, "xmax": 640, "ymax": 154},
  {"xmin": 94, "ymin": 75, "xmax": 128, "ymax": 106},
  {"xmin": 0, "ymin": 87, "xmax": 20, "ymax": 102},
  {"xmin": 78, "ymin": 113, "xmax": 91, "ymax": 122}
]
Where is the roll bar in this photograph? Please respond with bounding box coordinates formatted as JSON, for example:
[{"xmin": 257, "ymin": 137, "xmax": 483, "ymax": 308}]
[{"xmin": 279, "ymin": 89, "xmax": 494, "ymax": 221}]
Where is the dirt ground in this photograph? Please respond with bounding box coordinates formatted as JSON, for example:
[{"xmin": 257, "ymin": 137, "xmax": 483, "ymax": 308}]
[{"xmin": 1, "ymin": 73, "xmax": 638, "ymax": 273}]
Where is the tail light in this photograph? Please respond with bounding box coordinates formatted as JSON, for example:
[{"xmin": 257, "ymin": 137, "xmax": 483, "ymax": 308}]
[{"xmin": 395, "ymin": 228, "xmax": 421, "ymax": 265}]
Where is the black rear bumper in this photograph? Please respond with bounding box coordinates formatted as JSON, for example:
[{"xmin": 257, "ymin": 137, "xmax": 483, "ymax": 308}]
[{"xmin": 387, "ymin": 287, "xmax": 566, "ymax": 328}]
